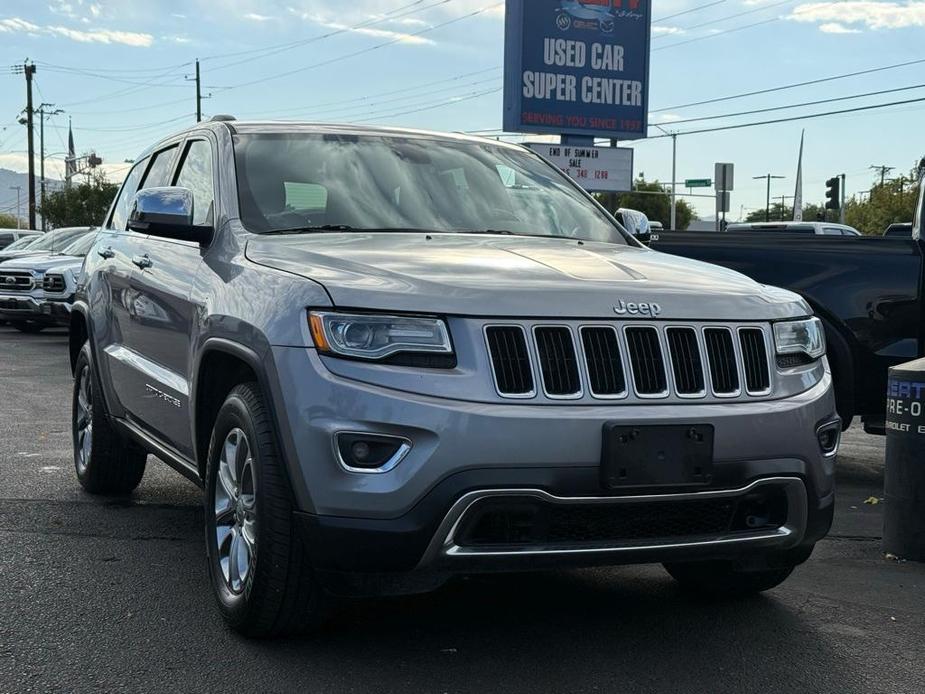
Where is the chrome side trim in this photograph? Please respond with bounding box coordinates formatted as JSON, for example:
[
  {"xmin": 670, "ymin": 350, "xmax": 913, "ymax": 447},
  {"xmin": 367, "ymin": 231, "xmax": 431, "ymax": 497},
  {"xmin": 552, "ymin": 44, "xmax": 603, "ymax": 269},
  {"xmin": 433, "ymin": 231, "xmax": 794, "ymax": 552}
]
[
  {"xmin": 333, "ymin": 431, "xmax": 412, "ymax": 474},
  {"xmin": 104, "ymin": 344, "xmax": 190, "ymax": 397},
  {"xmin": 418, "ymin": 477, "xmax": 807, "ymax": 565}
]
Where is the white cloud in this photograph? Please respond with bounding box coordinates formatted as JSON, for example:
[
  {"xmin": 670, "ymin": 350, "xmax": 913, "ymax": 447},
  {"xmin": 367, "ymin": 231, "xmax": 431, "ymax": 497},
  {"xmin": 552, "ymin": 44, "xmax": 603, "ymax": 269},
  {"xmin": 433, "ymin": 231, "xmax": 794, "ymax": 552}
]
[
  {"xmin": 818, "ymin": 21, "xmax": 862, "ymax": 32},
  {"xmin": 653, "ymin": 113, "xmax": 683, "ymax": 122},
  {"xmin": 789, "ymin": 1, "xmax": 925, "ymax": 31},
  {"xmin": 652, "ymin": 25, "xmax": 684, "ymax": 36},
  {"xmin": 0, "ymin": 16, "xmax": 152, "ymax": 46},
  {"xmin": 316, "ymin": 20, "xmax": 435, "ymax": 44},
  {"xmin": 243, "ymin": 12, "xmax": 274, "ymax": 21}
]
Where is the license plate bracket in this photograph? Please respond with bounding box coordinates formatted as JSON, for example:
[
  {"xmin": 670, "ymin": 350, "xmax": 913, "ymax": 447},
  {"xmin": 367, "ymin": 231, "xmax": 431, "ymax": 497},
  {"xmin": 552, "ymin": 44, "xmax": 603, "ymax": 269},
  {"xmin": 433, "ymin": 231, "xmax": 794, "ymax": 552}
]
[{"xmin": 601, "ymin": 424, "xmax": 715, "ymax": 490}]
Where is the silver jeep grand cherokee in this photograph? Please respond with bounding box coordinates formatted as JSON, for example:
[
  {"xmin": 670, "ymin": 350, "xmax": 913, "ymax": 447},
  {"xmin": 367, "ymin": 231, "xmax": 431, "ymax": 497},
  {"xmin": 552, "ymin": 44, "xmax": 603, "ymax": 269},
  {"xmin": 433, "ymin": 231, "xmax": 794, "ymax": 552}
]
[{"xmin": 70, "ymin": 120, "xmax": 839, "ymax": 637}]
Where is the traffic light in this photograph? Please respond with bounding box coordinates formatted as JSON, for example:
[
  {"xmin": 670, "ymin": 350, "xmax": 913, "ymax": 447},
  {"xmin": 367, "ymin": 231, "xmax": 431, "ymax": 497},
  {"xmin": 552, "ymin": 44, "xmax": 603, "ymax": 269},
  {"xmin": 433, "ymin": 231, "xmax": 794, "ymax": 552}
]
[{"xmin": 825, "ymin": 176, "xmax": 841, "ymax": 210}]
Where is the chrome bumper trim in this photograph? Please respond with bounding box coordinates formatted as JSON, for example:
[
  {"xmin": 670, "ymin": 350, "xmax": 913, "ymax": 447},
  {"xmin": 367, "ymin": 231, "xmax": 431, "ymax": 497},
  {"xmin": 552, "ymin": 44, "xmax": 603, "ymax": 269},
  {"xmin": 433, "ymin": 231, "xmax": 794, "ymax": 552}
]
[{"xmin": 418, "ymin": 476, "xmax": 807, "ymax": 565}]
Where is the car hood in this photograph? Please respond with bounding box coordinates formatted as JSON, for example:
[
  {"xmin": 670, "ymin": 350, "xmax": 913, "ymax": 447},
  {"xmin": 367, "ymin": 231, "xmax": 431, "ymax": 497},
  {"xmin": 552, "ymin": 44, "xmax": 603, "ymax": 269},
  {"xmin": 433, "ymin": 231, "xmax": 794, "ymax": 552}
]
[
  {"xmin": 0, "ymin": 253, "xmax": 82, "ymax": 272},
  {"xmin": 245, "ymin": 233, "xmax": 809, "ymax": 320}
]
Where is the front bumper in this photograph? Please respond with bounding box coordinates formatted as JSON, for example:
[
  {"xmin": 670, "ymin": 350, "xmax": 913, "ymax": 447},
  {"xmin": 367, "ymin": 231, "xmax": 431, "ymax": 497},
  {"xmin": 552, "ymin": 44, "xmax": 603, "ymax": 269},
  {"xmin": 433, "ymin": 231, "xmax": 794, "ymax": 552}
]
[
  {"xmin": 0, "ymin": 294, "xmax": 72, "ymax": 325},
  {"xmin": 269, "ymin": 347, "xmax": 837, "ymax": 590}
]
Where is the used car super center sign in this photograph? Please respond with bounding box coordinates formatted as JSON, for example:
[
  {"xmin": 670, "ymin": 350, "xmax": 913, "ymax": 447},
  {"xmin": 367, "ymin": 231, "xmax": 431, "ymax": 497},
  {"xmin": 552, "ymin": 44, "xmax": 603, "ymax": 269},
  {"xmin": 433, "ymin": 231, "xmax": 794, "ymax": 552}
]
[{"xmin": 503, "ymin": 0, "xmax": 652, "ymax": 140}]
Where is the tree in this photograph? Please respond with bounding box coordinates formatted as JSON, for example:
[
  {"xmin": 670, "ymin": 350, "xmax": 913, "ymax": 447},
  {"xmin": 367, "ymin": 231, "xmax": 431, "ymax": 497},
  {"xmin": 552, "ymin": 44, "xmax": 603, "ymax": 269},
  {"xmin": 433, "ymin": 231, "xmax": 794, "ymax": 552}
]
[
  {"xmin": 744, "ymin": 202, "xmax": 825, "ymax": 223},
  {"xmin": 843, "ymin": 170, "xmax": 918, "ymax": 235},
  {"xmin": 38, "ymin": 172, "xmax": 118, "ymax": 229},
  {"xmin": 0, "ymin": 213, "xmax": 22, "ymax": 229},
  {"xmin": 596, "ymin": 174, "xmax": 698, "ymax": 230}
]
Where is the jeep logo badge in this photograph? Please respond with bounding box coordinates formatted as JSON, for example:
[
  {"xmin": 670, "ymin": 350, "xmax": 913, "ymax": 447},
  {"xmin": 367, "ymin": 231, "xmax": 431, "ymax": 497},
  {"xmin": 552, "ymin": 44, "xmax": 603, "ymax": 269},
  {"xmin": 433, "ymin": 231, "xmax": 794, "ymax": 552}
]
[{"xmin": 613, "ymin": 300, "xmax": 662, "ymax": 318}]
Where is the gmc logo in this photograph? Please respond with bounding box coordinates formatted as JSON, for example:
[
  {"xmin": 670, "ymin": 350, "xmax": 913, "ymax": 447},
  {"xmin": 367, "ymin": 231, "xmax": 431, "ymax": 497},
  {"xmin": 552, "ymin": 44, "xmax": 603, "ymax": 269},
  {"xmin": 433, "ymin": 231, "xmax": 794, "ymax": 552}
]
[{"xmin": 613, "ymin": 300, "xmax": 662, "ymax": 318}]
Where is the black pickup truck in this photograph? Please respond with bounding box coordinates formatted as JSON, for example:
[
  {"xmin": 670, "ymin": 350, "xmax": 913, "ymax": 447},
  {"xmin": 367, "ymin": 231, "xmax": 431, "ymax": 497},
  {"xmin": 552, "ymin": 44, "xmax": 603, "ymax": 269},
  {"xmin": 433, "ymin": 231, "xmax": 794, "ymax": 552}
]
[{"xmin": 651, "ymin": 177, "xmax": 925, "ymax": 432}]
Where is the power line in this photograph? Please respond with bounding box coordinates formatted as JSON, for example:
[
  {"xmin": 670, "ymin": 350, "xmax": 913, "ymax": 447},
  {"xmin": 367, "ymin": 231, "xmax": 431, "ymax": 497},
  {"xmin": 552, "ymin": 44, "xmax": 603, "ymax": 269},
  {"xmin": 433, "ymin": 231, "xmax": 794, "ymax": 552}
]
[
  {"xmin": 216, "ymin": 3, "xmax": 502, "ymax": 93},
  {"xmin": 653, "ymin": 17, "xmax": 780, "ymax": 52},
  {"xmin": 351, "ymin": 87, "xmax": 501, "ymax": 123},
  {"xmin": 204, "ymin": 0, "xmax": 453, "ymax": 72},
  {"xmin": 232, "ymin": 66, "xmax": 500, "ymax": 117},
  {"xmin": 648, "ymin": 95, "xmax": 925, "ymax": 138},
  {"xmin": 653, "ymin": 82, "xmax": 925, "ymax": 126},
  {"xmin": 34, "ymin": 59, "xmax": 194, "ymax": 74},
  {"xmin": 651, "ymin": 56, "xmax": 925, "ymax": 113},
  {"xmin": 653, "ymin": 0, "xmax": 795, "ymax": 40},
  {"xmin": 653, "ymin": 0, "xmax": 726, "ymax": 24}
]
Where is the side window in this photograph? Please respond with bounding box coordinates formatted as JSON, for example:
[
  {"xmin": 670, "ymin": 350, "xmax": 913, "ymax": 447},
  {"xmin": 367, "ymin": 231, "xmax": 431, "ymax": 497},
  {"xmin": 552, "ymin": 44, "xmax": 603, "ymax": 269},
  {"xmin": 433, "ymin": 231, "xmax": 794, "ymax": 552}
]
[
  {"xmin": 139, "ymin": 145, "xmax": 179, "ymax": 190},
  {"xmin": 822, "ymin": 227, "xmax": 844, "ymax": 236},
  {"xmin": 108, "ymin": 158, "xmax": 148, "ymax": 231},
  {"xmin": 174, "ymin": 140, "xmax": 215, "ymax": 226},
  {"xmin": 0, "ymin": 232, "xmax": 14, "ymax": 249}
]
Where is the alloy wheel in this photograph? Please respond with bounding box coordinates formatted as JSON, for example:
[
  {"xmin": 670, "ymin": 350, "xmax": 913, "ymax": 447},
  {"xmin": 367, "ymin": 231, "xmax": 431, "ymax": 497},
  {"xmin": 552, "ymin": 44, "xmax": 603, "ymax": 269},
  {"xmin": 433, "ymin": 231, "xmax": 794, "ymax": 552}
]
[
  {"xmin": 75, "ymin": 365, "xmax": 93, "ymax": 475},
  {"xmin": 214, "ymin": 427, "xmax": 257, "ymax": 594}
]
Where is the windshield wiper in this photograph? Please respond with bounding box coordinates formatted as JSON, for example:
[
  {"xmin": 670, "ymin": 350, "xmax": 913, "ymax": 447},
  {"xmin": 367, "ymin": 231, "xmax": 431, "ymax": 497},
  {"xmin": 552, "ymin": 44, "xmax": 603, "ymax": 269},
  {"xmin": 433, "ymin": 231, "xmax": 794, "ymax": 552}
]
[
  {"xmin": 455, "ymin": 229, "xmax": 515, "ymax": 235},
  {"xmin": 264, "ymin": 224, "xmax": 358, "ymax": 235}
]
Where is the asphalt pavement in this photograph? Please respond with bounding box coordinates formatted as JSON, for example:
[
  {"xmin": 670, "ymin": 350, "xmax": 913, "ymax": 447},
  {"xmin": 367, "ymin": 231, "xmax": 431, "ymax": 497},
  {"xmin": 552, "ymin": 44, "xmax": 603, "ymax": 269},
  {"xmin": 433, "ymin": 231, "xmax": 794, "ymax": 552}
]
[{"xmin": 1, "ymin": 324, "xmax": 923, "ymax": 694}]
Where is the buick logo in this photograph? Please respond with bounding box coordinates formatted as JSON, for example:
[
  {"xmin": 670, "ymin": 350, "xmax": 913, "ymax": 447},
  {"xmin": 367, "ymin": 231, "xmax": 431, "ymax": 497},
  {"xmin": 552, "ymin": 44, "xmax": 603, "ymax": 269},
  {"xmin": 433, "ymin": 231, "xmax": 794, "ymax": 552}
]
[{"xmin": 614, "ymin": 300, "xmax": 662, "ymax": 318}]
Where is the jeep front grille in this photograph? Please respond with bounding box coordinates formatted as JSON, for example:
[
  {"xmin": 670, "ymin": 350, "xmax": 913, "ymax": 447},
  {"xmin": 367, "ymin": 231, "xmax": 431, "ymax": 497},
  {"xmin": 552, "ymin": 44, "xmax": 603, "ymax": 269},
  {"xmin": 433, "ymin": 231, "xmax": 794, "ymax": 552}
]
[
  {"xmin": 580, "ymin": 327, "xmax": 626, "ymax": 397},
  {"xmin": 43, "ymin": 273, "xmax": 66, "ymax": 293},
  {"xmin": 485, "ymin": 321, "xmax": 774, "ymax": 402},
  {"xmin": 0, "ymin": 271, "xmax": 33, "ymax": 292},
  {"xmin": 485, "ymin": 326, "xmax": 534, "ymax": 397},
  {"xmin": 534, "ymin": 326, "xmax": 581, "ymax": 397}
]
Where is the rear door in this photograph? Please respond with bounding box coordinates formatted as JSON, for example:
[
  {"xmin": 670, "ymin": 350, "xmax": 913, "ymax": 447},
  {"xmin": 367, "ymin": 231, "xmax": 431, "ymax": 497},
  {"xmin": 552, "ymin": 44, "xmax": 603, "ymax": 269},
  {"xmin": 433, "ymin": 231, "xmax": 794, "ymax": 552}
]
[{"xmin": 122, "ymin": 137, "xmax": 215, "ymax": 456}]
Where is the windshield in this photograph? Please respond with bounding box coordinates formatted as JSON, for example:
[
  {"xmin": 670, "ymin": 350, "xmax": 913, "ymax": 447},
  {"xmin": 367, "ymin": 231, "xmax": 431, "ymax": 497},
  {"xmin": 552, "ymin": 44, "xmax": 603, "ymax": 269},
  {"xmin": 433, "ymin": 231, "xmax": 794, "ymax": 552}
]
[
  {"xmin": 233, "ymin": 133, "xmax": 629, "ymax": 244},
  {"xmin": 61, "ymin": 231, "xmax": 97, "ymax": 257},
  {"xmin": 4, "ymin": 234, "xmax": 42, "ymax": 251},
  {"xmin": 26, "ymin": 227, "xmax": 91, "ymax": 252}
]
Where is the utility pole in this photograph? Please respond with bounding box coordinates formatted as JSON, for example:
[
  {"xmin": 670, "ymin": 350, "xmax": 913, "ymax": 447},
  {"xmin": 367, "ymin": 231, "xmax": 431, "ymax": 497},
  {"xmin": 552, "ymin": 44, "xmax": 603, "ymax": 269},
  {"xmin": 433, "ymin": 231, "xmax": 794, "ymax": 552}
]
[
  {"xmin": 185, "ymin": 59, "xmax": 211, "ymax": 122},
  {"xmin": 778, "ymin": 195, "xmax": 794, "ymax": 221},
  {"xmin": 839, "ymin": 172, "xmax": 846, "ymax": 224},
  {"xmin": 652, "ymin": 124, "xmax": 677, "ymax": 229},
  {"xmin": 870, "ymin": 164, "xmax": 894, "ymax": 188},
  {"xmin": 753, "ymin": 173, "xmax": 785, "ymax": 223},
  {"xmin": 36, "ymin": 103, "xmax": 64, "ymax": 231},
  {"xmin": 12, "ymin": 62, "xmax": 37, "ymax": 229},
  {"xmin": 8, "ymin": 186, "xmax": 22, "ymax": 228}
]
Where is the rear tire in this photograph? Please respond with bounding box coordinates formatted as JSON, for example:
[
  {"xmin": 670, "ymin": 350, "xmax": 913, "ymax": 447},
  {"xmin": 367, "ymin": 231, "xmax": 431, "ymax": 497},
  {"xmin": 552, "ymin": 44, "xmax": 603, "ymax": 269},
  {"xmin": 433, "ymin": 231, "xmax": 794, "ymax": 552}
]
[
  {"xmin": 204, "ymin": 382, "xmax": 329, "ymax": 638},
  {"xmin": 664, "ymin": 560, "xmax": 795, "ymax": 597},
  {"xmin": 12, "ymin": 321, "xmax": 44, "ymax": 334},
  {"xmin": 72, "ymin": 342, "xmax": 147, "ymax": 494}
]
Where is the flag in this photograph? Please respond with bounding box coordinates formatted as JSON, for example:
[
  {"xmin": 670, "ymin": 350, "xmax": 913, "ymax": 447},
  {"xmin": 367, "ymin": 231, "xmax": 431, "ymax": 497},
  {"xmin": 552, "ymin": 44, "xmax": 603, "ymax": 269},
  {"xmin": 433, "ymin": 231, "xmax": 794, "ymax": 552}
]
[
  {"xmin": 66, "ymin": 117, "xmax": 76, "ymax": 186},
  {"xmin": 793, "ymin": 130, "xmax": 804, "ymax": 222}
]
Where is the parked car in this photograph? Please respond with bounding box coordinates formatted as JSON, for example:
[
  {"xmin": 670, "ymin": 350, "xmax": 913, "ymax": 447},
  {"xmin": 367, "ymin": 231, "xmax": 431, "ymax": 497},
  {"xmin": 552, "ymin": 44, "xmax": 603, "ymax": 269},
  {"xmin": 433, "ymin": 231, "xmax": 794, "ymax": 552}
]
[
  {"xmin": 884, "ymin": 222, "xmax": 912, "ymax": 238},
  {"xmin": 0, "ymin": 226, "xmax": 93, "ymax": 264},
  {"xmin": 0, "ymin": 230, "xmax": 97, "ymax": 332},
  {"xmin": 724, "ymin": 222, "xmax": 862, "ymax": 236},
  {"xmin": 0, "ymin": 228, "xmax": 41, "ymax": 250},
  {"xmin": 71, "ymin": 119, "xmax": 838, "ymax": 637},
  {"xmin": 652, "ymin": 191, "xmax": 924, "ymax": 432}
]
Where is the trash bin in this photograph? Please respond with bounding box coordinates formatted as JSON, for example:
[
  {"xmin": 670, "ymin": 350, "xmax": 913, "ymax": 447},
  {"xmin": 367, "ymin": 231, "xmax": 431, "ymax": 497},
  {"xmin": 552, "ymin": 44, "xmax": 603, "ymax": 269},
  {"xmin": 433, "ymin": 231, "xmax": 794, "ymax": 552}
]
[{"xmin": 884, "ymin": 357, "xmax": 925, "ymax": 562}]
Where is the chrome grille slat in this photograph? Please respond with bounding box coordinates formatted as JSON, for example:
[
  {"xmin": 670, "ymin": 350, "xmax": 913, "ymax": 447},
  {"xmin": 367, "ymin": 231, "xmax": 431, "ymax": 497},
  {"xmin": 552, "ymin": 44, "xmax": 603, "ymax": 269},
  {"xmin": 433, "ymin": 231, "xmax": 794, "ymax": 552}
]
[
  {"xmin": 485, "ymin": 322, "xmax": 773, "ymax": 402},
  {"xmin": 534, "ymin": 326, "xmax": 581, "ymax": 397},
  {"xmin": 43, "ymin": 274, "xmax": 66, "ymax": 293}
]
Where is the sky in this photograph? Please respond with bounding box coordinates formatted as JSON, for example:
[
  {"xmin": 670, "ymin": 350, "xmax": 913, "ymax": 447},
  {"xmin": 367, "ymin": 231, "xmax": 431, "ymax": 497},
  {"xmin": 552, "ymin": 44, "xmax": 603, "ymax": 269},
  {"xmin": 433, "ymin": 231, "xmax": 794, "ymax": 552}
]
[{"xmin": 1, "ymin": 0, "xmax": 923, "ymax": 221}]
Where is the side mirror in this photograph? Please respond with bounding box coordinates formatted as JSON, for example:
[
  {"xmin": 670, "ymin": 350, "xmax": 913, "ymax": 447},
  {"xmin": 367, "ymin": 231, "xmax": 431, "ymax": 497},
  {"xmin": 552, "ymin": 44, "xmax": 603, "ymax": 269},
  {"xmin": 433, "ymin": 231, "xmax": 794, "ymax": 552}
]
[{"xmin": 127, "ymin": 187, "xmax": 212, "ymax": 245}]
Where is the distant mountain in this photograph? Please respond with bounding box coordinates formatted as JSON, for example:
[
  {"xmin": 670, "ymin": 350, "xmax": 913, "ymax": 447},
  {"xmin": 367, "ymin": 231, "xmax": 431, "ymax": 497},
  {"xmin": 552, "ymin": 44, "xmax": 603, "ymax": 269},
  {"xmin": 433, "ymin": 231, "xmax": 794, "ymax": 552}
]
[{"xmin": 0, "ymin": 168, "xmax": 64, "ymax": 224}]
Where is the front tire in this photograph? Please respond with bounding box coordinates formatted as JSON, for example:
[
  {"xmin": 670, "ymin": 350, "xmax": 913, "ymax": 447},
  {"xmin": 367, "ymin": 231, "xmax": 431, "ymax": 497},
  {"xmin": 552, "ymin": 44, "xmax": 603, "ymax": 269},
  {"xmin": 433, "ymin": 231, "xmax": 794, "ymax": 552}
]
[
  {"xmin": 72, "ymin": 342, "xmax": 147, "ymax": 494},
  {"xmin": 204, "ymin": 382, "xmax": 328, "ymax": 638},
  {"xmin": 663, "ymin": 560, "xmax": 795, "ymax": 597}
]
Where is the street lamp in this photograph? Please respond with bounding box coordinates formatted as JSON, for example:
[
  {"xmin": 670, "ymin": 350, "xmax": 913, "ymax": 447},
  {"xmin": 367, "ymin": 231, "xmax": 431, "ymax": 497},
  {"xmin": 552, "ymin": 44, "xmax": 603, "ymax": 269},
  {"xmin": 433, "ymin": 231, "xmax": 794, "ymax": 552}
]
[
  {"xmin": 753, "ymin": 174, "xmax": 785, "ymax": 223},
  {"xmin": 653, "ymin": 124, "xmax": 677, "ymax": 230}
]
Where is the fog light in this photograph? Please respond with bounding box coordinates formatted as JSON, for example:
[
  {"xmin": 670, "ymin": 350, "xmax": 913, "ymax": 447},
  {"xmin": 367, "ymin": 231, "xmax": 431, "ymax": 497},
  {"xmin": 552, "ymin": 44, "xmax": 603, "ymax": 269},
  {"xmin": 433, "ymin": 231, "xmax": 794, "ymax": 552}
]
[
  {"xmin": 335, "ymin": 432, "xmax": 411, "ymax": 473},
  {"xmin": 816, "ymin": 420, "xmax": 841, "ymax": 457}
]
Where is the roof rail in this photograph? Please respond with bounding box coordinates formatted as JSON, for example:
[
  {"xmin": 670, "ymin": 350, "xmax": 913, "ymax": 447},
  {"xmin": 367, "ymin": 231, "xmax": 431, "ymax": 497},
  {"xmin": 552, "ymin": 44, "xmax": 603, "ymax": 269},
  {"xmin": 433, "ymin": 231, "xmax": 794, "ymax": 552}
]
[{"xmin": 209, "ymin": 114, "xmax": 237, "ymax": 122}]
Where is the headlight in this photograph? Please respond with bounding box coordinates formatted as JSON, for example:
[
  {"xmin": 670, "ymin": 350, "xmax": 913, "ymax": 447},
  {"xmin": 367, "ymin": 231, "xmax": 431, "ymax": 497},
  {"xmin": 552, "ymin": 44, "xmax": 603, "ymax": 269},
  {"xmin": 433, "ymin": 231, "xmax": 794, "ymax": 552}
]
[
  {"xmin": 773, "ymin": 317, "xmax": 826, "ymax": 360},
  {"xmin": 308, "ymin": 311, "xmax": 452, "ymax": 361}
]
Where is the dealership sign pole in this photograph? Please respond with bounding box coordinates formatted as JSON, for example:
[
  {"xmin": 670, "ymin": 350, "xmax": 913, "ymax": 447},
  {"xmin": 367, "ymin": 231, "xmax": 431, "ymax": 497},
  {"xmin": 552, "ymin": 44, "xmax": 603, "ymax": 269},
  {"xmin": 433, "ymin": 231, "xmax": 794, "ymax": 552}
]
[{"xmin": 504, "ymin": 0, "xmax": 652, "ymax": 193}]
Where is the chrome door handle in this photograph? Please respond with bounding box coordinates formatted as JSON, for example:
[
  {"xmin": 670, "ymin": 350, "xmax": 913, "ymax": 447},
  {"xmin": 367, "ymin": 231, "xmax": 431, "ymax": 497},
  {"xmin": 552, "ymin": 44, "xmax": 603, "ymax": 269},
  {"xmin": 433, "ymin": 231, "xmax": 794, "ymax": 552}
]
[
  {"xmin": 132, "ymin": 254, "xmax": 152, "ymax": 270},
  {"xmin": 97, "ymin": 247, "xmax": 115, "ymax": 259}
]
